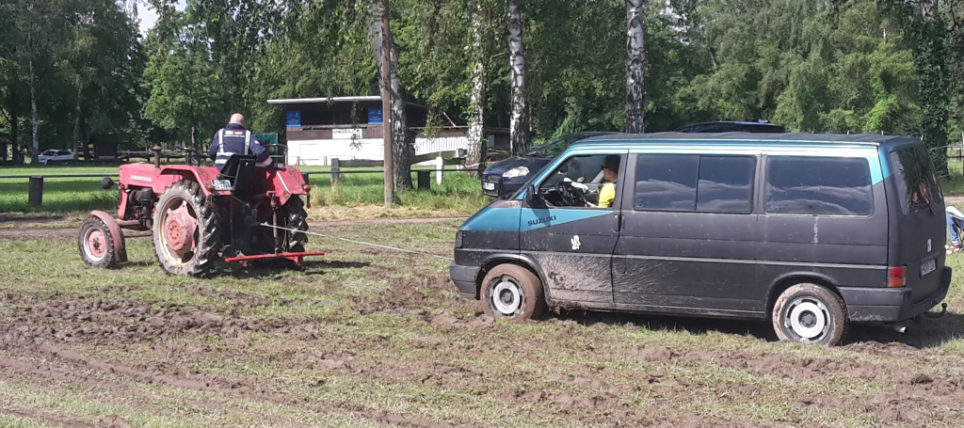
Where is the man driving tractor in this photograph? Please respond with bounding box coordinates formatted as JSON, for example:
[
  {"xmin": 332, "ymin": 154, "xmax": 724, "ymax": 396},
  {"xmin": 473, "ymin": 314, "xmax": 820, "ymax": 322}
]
[{"xmin": 208, "ymin": 113, "xmax": 272, "ymax": 171}]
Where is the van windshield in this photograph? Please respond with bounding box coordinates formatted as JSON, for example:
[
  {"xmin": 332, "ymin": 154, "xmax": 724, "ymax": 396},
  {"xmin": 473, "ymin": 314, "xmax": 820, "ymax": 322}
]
[{"xmin": 889, "ymin": 145, "xmax": 942, "ymax": 215}]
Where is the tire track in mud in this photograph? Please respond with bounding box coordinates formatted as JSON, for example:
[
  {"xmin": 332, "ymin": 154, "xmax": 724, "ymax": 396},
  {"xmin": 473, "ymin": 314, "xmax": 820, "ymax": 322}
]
[
  {"xmin": 1, "ymin": 328, "xmax": 465, "ymax": 427},
  {"xmin": 0, "ymin": 288, "xmax": 467, "ymax": 427}
]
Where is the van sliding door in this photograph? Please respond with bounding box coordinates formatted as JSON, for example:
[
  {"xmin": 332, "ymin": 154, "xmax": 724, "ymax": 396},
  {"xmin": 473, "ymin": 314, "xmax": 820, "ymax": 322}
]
[{"xmin": 612, "ymin": 153, "xmax": 762, "ymax": 316}]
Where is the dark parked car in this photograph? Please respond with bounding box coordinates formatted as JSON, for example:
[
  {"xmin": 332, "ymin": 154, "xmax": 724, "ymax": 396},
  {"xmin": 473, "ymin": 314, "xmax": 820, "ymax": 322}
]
[
  {"xmin": 675, "ymin": 120, "xmax": 786, "ymax": 133},
  {"xmin": 481, "ymin": 131, "xmax": 615, "ymax": 198}
]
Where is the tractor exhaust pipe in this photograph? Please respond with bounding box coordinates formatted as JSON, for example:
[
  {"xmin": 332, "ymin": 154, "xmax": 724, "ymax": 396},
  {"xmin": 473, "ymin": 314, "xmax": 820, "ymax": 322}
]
[{"xmin": 152, "ymin": 145, "xmax": 162, "ymax": 168}]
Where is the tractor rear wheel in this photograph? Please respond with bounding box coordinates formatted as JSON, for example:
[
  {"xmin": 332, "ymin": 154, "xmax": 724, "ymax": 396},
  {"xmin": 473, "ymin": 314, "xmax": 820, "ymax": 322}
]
[
  {"xmin": 281, "ymin": 196, "xmax": 309, "ymax": 252},
  {"xmin": 152, "ymin": 181, "xmax": 222, "ymax": 276}
]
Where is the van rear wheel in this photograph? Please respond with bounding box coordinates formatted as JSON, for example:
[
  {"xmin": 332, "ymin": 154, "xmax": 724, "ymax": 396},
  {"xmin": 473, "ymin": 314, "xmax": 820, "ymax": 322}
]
[
  {"xmin": 481, "ymin": 264, "xmax": 546, "ymax": 320},
  {"xmin": 772, "ymin": 283, "xmax": 848, "ymax": 346}
]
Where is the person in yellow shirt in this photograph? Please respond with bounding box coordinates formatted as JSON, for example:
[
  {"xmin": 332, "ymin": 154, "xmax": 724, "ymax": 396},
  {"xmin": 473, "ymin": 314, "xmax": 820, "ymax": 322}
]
[{"xmin": 597, "ymin": 155, "xmax": 620, "ymax": 208}]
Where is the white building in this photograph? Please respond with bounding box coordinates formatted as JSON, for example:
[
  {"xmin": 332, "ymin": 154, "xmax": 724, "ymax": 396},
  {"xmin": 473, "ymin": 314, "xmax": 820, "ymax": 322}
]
[{"xmin": 267, "ymin": 96, "xmax": 508, "ymax": 166}]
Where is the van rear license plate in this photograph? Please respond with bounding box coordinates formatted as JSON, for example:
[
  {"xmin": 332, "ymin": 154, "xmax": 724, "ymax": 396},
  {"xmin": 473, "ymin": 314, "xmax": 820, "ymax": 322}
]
[{"xmin": 921, "ymin": 259, "xmax": 936, "ymax": 277}]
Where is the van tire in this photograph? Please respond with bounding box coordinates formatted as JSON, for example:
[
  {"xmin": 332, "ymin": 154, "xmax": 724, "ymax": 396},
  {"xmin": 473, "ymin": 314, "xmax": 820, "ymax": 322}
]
[
  {"xmin": 772, "ymin": 283, "xmax": 848, "ymax": 346},
  {"xmin": 481, "ymin": 264, "xmax": 547, "ymax": 321}
]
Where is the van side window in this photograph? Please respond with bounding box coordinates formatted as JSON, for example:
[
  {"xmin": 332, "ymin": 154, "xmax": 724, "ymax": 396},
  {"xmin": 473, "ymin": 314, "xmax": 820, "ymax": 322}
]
[
  {"xmin": 634, "ymin": 154, "xmax": 754, "ymax": 213},
  {"xmin": 537, "ymin": 154, "xmax": 623, "ymax": 208},
  {"xmin": 766, "ymin": 156, "xmax": 872, "ymax": 215}
]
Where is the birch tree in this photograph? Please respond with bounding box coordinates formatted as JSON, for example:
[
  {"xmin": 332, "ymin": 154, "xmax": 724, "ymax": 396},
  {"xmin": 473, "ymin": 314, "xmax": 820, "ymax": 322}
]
[
  {"xmin": 507, "ymin": 0, "xmax": 530, "ymax": 155},
  {"xmin": 625, "ymin": 0, "xmax": 646, "ymax": 133},
  {"xmin": 466, "ymin": 4, "xmax": 487, "ymax": 174}
]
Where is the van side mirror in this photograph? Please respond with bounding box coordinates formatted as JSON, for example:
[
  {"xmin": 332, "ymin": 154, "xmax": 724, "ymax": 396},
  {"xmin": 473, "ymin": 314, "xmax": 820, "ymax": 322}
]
[{"xmin": 525, "ymin": 184, "xmax": 546, "ymax": 207}]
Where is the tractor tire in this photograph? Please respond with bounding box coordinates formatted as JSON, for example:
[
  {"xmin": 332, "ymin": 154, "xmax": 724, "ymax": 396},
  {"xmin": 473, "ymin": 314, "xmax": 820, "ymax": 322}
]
[
  {"xmin": 78, "ymin": 215, "xmax": 121, "ymax": 269},
  {"xmin": 481, "ymin": 264, "xmax": 547, "ymax": 321},
  {"xmin": 152, "ymin": 181, "xmax": 222, "ymax": 276},
  {"xmin": 281, "ymin": 196, "xmax": 309, "ymax": 252}
]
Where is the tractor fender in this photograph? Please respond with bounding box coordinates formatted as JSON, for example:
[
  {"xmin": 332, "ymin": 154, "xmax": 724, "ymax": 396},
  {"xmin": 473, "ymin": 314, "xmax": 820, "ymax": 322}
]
[
  {"xmin": 118, "ymin": 163, "xmax": 216, "ymax": 196},
  {"xmin": 155, "ymin": 165, "xmax": 222, "ymax": 196},
  {"xmin": 89, "ymin": 210, "xmax": 128, "ymax": 263},
  {"xmin": 272, "ymin": 167, "xmax": 308, "ymax": 205}
]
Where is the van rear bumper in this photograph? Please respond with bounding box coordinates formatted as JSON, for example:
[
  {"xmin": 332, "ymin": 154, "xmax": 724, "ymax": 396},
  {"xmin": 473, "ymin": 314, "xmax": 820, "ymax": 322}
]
[
  {"xmin": 841, "ymin": 267, "xmax": 951, "ymax": 322},
  {"xmin": 449, "ymin": 263, "xmax": 480, "ymax": 299}
]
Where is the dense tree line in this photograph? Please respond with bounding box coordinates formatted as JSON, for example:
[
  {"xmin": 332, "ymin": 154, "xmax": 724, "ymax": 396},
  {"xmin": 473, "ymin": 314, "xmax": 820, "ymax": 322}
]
[{"xmin": 1, "ymin": 0, "xmax": 963, "ymax": 172}]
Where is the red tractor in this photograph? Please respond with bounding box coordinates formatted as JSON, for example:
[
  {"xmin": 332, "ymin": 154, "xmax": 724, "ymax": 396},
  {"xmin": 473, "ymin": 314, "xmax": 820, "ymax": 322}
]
[{"xmin": 78, "ymin": 148, "xmax": 322, "ymax": 276}]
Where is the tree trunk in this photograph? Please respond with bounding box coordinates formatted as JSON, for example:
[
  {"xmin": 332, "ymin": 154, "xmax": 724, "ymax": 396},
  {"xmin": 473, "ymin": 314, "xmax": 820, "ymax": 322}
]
[
  {"xmin": 29, "ymin": 56, "xmax": 39, "ymax": 157},
  {"xmin": 371, "ymin": 0, "xmax": 411, "ymax": 192},
  {"xmin": 10, "ymin": 90, "xmax": 19, "ymax": 163},
  {"xmin": 466, "ymin": 9, "xmax": 486, "ymax": 177},
  {"xmin": 625, "ymin": 0, "xmax": 646, "ymax": 133},
  {"xmin": 73, "ymin": 93, "xmax": 81, "ymax": 161},
  {"xmin": 914, "ymin": 0, "xmax": 949, "ymax": 177},
  {"xmin": 507, "ymin": 1, "xmax": 530, "ymax": 155},
  {"xmin": 389, "ymin": 40, "xmax": 412, "ymax": 191}
]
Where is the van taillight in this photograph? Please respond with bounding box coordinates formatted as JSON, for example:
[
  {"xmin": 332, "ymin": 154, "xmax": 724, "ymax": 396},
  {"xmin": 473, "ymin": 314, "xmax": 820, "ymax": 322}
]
[{"xmin": 888, "ymin": 266, "xmax": 907, "ymax": 288}]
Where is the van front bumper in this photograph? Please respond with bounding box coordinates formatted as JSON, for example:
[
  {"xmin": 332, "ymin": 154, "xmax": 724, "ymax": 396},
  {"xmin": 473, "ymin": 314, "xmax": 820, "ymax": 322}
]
[
  {"xmin": 841, "ymin": 267, "xmax": 952, "ymax": 322},
  {"xmin": 449, "ymin": 263, "xmax": 480, "ymax": 299}
]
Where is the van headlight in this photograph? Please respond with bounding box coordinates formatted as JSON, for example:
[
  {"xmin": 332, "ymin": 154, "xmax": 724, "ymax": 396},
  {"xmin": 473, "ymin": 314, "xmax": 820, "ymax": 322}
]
[{"xmin": 502, "ymin": 166, "xmax": 529, "ymax": 178}]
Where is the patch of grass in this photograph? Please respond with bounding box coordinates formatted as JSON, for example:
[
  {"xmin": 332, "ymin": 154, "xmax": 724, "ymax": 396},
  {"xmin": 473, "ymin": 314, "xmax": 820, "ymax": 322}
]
[
  {"xmin": 0, "ymin": 164, "xmax": 490, "ymax": 216},
  {"xmin": 308, "ymin": 169, "xmax": 489, "ymax": 216}
]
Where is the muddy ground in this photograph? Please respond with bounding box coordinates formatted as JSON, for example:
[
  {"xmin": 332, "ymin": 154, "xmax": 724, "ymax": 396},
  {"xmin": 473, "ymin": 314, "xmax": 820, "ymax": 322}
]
[{"xmin": 1, "ymin": 220, "xmax": 963, "ymax": 426}]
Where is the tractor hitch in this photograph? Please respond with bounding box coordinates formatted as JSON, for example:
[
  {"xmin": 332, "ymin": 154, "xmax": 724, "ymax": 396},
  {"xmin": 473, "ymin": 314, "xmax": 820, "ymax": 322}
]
[{"xmin": 222, "ymin": 250, "xmax": 326, "ymax": 267}]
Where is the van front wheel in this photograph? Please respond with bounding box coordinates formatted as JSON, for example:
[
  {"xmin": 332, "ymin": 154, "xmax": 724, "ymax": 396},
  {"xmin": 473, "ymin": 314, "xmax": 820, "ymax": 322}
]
[
  {"xmin": 772, "ymin": 283, "xmax": 848, "ymax": 346},
  {"xmin": 481, "ymin": 264, "xmax": 546, "ymax": 320}
]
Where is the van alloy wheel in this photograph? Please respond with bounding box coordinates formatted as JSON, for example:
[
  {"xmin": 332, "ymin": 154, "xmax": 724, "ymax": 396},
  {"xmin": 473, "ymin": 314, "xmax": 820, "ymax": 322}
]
[
  {"xmin": 491, "ymin": 277, "xmax": 525, "ymax": 316},
  {"xmin": 480, "ymin": 264, "xmax": 547, "ymax": 321},
  {"xmin": 772, "ymin": 283, "xmax": 848, "ymax": 346},
  {"xmin": 785, "ymin": 297, "xmax": 829, "ymax": 341}
]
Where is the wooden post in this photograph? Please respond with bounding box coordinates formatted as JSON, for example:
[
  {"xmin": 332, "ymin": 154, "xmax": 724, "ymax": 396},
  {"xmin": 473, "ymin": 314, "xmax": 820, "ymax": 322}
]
[
  {"xmin": 331, "ymin": 158, "xmax": 340, "ymax": 185},
  {"xmin": 417, "ymin": 170, "xmax": 431, "ymax": 190},
  {"xmin": 301, "ymin": 172, "xmax": 311, "ymax": 208},
  {"xmin": 435, "ymin": 155, "xmax": 444, "ymax": 185},
  {"xmin": 28, "ymin": 176, "xmax": 43, "ymax": 207}
]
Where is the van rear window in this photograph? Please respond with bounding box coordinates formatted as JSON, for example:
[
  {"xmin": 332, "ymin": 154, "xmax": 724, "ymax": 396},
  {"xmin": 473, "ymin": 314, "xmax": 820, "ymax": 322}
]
[
  {"xmin": 889, "ymin": 145, "xmax": 942, "ymax": 215},
  {"xmin": 766, "ymin": 156, "xmax": 873, "ymax": 215}
]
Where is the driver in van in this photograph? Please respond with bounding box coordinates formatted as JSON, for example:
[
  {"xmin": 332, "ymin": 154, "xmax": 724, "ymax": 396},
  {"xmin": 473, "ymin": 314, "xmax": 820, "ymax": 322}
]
[{"xmin": 597, "ymin": 155, "xmax": 620, "ymax": 208}]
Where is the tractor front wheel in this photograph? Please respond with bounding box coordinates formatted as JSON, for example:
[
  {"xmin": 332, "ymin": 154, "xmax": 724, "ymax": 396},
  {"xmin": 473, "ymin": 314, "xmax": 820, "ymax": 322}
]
[
  {"xmin": 152, "ymin": 181, "xmax": 222, "ymax": 276},
  {"xmin": 78, "ymin": 215, "xmax": 122, "ymax": 268}
]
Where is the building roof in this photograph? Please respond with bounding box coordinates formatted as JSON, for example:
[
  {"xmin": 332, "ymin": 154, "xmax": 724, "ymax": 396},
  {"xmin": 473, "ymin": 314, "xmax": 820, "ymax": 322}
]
[
  {"xmin": 267, "ymin": 96, "xmax": 382, "ymax": 105},
  {"xmin": 267, "ymin": 96, "xmax": 426, "ymax": 109}
]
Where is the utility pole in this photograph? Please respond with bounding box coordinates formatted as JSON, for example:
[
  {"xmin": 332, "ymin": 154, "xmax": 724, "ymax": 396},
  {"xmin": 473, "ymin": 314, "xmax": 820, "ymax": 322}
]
[{"xmin": 380, "ymin": 0, "xmax": 394, "ymax": 205}]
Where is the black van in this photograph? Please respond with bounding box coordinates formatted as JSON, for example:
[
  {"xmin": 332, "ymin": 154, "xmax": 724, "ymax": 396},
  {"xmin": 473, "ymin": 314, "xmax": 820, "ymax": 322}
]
[{"xmin": 449, "ymin": 133, "xmax": 951, "ymax": 345}]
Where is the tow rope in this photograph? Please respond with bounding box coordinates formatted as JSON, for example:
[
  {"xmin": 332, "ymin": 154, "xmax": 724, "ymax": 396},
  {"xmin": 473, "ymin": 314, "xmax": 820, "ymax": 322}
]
[{"xmin": 259, "ymin": 222, "xmax": 454, "ymax": 261}]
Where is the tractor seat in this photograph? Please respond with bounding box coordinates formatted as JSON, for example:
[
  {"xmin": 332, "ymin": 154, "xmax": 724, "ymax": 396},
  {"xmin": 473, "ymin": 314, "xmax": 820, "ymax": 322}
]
[{"xmin": 218, "ymin": 154, "xmax": 258, "ymax": 197}]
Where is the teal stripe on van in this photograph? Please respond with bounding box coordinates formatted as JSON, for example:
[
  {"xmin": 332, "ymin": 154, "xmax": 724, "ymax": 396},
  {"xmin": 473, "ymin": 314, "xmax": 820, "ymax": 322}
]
[{"xmin": 461, "ymin": 205, "xmax": 611, "ymax": 232}]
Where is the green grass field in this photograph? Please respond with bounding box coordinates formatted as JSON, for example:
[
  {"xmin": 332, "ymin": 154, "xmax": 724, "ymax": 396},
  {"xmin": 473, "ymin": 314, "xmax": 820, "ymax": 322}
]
[{"xmin": 0, "ymin": 164, "xmax": 489, "ymax": 217}]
